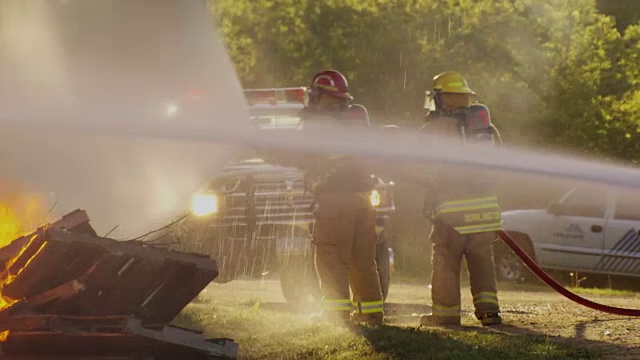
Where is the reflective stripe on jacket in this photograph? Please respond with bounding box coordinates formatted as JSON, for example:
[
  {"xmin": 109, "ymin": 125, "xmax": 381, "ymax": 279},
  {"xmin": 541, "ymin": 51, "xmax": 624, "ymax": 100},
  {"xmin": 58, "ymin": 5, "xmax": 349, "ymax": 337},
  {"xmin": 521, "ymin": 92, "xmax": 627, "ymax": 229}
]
[{"xmin": 433, "ymin": 196, "xmax": 502, "ymax": 234}]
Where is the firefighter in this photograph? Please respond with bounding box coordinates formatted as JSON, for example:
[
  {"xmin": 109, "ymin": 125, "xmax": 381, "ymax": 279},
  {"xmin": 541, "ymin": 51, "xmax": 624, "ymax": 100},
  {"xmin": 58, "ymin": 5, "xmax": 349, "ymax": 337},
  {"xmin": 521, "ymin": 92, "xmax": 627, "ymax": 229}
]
[
  {"xmin": 302, "ymin": 69, "xmax": 384, "ymax": 326},
  {"xmin": 419, "ymin": 71, "xmax": 503, "ymax": 327}
]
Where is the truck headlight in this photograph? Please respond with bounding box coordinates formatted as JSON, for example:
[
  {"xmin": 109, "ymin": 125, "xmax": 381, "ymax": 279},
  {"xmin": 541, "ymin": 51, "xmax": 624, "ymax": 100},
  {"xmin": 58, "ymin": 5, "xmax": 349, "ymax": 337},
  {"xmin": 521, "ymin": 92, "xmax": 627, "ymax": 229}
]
[
  {"xmin": 166, "ymin": 102, "xmax": 180, "ymax": 117},
  {"xmin": 370, "ymin": 190, "xmax": 381, "ymax": 207},
  {"xmin": 191, "ymin": 193, "xmax": 218, "ymax": 216}
]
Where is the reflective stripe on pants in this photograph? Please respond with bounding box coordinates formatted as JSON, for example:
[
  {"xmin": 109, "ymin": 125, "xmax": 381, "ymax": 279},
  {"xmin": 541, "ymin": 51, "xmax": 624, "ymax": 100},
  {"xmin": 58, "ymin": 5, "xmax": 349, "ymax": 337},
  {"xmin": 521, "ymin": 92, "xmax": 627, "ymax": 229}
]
[
  {"xmin": 473, "ymin": 291, "xmax": 499, "ymax": 308},
  {"xmin": 353, "ymin": 300, "xmax": 384, "ymax": 314},
  {"xmin": 432, "ymin": 304, "xmax": 461, "ymax": 318}
]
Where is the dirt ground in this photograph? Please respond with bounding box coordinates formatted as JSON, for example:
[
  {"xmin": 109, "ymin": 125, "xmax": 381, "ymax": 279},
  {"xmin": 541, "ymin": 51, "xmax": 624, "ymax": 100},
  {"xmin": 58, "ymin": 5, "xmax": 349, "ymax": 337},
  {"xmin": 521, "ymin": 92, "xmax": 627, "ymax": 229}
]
[{"xmin": 197, "ymin": 278, "xmax": 640, "ymax": 359}]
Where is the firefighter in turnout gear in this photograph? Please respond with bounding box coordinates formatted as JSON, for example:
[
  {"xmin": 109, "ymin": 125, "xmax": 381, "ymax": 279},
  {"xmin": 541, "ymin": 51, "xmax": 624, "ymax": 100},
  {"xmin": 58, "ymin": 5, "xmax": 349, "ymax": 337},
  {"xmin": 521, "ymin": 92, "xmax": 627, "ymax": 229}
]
[
  {"xmin": 302, "ymin": 69, "xmax": 385, "ymax": 326},
  {"xmin": 419, "ymin": 71, "xmax": 503, "ymax": 327}
]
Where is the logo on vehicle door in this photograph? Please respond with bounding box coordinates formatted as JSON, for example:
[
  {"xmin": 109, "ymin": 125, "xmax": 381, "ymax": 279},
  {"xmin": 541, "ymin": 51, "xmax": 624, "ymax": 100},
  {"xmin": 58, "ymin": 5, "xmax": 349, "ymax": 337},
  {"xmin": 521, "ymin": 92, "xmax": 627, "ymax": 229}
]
[
  {"xmin": 565, "ymin": 223, "xmax": 583, "ymax": 233},
  {"xmin": 553, "ymin": 223, "xmax": 584, "ymax": 239}
]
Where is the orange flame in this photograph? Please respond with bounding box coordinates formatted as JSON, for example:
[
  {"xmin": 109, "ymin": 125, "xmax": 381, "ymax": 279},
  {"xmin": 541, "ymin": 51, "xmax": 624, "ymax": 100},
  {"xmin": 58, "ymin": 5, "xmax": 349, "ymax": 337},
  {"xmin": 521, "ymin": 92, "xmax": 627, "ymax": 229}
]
[
  {"xmin": 0, "ymin": 178, "xmax": 50, "ymax": 248},
  {"xmin": 0, "ymin": 207, "xmax": 20, "ymax": 248},
  {"xmin": 0, "ymin": 330, "xmax": 8, "ymax": 342},
  {"xmin": 3, "ymin": 236, "xmax": 48, "ymax": 284},
  {"xmin": 0, "ymin": 179, "xmax": 50, "ymax": 312},
  {"xmin": 0, "ymin": 294, "xmax": 17, "ymax": 311},
  {"xmin": 0, "ymin": 234, "xmax": 48, "ymax": 312}
]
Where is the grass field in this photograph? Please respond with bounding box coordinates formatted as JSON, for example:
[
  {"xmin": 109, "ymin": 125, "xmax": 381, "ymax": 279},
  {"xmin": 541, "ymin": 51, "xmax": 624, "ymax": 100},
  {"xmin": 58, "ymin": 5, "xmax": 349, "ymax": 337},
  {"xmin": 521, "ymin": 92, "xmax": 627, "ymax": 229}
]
[{"xmin": 172, "ymin": 278, "xmax": 640, "ymax": 359}]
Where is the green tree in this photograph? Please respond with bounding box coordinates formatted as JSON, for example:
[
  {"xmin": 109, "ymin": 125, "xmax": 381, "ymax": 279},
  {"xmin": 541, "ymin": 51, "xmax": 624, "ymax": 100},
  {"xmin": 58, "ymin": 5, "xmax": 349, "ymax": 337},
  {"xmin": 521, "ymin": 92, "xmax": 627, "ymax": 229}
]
[
  {"xmin": 597, "ymin": 0, "xmax": 640, "ymax": 32},
  {"xmin": 210, "ymin": 0, "xmax": 640, "ymax": 159}
]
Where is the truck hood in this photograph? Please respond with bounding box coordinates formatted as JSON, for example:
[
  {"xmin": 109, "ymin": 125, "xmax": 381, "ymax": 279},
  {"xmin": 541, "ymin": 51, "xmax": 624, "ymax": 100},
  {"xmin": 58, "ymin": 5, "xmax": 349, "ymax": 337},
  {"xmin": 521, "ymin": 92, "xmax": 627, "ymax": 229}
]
[{"xmin": 501, "ymin": 209, "xmax": 551, "ymax": 233}]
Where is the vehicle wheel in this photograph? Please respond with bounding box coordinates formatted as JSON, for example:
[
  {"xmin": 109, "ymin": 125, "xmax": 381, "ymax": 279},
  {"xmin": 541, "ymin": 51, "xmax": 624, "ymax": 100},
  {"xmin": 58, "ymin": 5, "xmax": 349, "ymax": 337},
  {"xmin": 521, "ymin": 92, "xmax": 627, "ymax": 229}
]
[
  {"xmin": 494, "ymin": 233, "xmax": 535, "ymax": 283},
  {"xmin": 376, "ymin": 242, "xmax": 391, "ymax": 301},
  {"xmin": 279, "ymin": 257, "xmax": 321, "ymax": 304}
]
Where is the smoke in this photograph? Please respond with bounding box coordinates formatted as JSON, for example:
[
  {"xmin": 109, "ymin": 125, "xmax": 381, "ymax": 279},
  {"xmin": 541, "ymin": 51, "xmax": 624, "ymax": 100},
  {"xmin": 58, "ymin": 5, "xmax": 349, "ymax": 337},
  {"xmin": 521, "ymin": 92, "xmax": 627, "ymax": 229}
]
[
  {"xmin": 0, "ymin": 0, "xmax": 638, "ymax": 241},
  {"xmin": 0, "ymin": 0, "xmax": 251, "ymax": 237},
  {"xmin": 0, "ymin": 130, "xmax": 250, "ymax": 237}
]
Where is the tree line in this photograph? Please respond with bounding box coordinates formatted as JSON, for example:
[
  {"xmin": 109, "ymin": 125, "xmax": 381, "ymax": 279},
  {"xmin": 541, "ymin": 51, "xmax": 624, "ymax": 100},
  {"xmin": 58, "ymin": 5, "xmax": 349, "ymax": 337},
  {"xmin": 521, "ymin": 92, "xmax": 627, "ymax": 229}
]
[{"xmin": 210, "ymin": 0, "xmax": 640, "ymax": 162}]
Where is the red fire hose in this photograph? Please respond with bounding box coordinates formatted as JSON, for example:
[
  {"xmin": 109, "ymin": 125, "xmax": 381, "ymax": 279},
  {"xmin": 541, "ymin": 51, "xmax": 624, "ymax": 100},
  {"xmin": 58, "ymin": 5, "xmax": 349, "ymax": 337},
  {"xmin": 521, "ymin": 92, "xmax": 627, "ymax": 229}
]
[{"xmin": 497, "ymin": 230, "xmax": 640, "ymax": 316}]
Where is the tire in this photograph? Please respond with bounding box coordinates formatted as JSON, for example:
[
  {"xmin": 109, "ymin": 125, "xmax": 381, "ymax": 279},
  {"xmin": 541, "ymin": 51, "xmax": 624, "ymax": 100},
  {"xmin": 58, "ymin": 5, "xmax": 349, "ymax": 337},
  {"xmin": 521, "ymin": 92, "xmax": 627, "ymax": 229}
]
[
  {"xmin": 376, "ymin": 242, "xmax": 391, "ymax": 301},
  {"xmin": 493, "ymin": 232, "xmax": 535, "ymax": 283},
  {"xmin": 279, "ymin": 257, "xmax": 321, "ymax": 304}
]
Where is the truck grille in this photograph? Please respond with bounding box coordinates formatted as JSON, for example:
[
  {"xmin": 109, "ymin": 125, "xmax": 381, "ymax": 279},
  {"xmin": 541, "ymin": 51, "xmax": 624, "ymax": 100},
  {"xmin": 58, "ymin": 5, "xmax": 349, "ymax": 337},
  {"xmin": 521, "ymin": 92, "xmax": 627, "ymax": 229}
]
[
  {"xmin": 205, "ymin": 159, "xmax": 394, "ymax": 235},
  {"xmin": 217, "ymin": 166, "xmax": 316, "ymax": 227}
]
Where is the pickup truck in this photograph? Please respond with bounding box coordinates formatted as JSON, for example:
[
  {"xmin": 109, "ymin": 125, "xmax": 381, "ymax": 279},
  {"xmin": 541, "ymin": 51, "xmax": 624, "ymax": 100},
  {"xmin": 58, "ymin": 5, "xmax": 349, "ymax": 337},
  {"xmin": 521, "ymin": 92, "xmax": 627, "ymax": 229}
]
[
  {"xmin": 497, "ymin": 184, "xmax": 640, "ymax": 283},
  {"xmin": 172, "ymin": 88, "xmax": 396, "ymax": 304}
]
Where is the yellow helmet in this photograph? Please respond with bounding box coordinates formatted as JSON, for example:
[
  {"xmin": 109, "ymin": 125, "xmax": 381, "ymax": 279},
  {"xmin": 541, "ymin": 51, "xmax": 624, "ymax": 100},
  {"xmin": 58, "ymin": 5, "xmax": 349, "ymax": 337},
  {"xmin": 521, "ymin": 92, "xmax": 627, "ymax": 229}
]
[{"xmin": 432, "ymin": 71, "xmax": 475, "ymax": 94}]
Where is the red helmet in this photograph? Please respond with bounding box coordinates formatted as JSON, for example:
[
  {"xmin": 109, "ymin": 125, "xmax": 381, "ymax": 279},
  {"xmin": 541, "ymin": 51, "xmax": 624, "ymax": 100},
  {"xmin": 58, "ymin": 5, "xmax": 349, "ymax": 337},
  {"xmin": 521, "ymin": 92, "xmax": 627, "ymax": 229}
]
[{"xmin": 309, "ymin": 70, "xmax": 353, "ymax": 100}]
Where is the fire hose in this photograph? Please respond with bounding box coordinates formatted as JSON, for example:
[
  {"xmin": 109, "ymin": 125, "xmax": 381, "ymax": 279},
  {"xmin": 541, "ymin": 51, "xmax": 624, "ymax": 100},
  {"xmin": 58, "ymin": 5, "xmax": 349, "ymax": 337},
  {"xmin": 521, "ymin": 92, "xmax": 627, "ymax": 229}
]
[{"xmin": 497, "ymin": 230, "xmax": 640, "ymax": 316}]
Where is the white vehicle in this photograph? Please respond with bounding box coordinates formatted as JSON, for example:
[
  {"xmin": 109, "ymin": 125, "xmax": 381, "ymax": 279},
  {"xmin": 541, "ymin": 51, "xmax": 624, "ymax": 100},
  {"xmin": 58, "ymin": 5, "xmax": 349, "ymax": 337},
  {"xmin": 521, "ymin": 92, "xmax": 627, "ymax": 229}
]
[{"xmin": 497, "ymin": 184, "xmax": 640, "ymax": 282}]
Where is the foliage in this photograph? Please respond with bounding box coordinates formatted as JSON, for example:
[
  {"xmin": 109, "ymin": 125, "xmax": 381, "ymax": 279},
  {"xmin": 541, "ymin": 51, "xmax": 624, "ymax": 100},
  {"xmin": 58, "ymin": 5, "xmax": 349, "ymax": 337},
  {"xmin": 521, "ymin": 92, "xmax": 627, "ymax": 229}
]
[
  {"xmin": 210, "ymin": 0, "xmax": 640, "ymax": 163},
  {"xmin": 597, "ymin": 0, "xmax": 640, "ymax": 32}
]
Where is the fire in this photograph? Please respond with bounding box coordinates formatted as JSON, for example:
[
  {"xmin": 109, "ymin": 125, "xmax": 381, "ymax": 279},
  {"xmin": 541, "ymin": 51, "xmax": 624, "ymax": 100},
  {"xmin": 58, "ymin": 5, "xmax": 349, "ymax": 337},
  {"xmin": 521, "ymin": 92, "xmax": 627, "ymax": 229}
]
[
  {"xmin": 0, "ymin": 207, "xmax": 20, "ymax": 248},
  {"xmin": 0, "ymin": 330, "xmax": 8, "ymax": 342},
  {"xmin": 0, "ymin": 178, "xmax": 49, "ymax": 311},
  {"xmin": 0, "ymin": 295, "xmax": 17, "ymax": 311},
  {"xmin": 0, "ymin": 178, "xmax": 50, "ymax": 248},
  {"xmin": 0, "ymin": 234, "xmax": 47, "ymax": 312},
  {"xmin": 3, "ymin": 236, "xmax": 48, "ymax": 285}
]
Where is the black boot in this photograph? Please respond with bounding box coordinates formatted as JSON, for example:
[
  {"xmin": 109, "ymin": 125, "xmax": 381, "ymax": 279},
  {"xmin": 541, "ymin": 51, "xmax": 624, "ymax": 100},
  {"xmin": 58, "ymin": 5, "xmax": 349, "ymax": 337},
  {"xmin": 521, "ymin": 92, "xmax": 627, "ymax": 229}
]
[{"xmin": 478, "ymin": 312, "xmax": 502, "ymax": 326}]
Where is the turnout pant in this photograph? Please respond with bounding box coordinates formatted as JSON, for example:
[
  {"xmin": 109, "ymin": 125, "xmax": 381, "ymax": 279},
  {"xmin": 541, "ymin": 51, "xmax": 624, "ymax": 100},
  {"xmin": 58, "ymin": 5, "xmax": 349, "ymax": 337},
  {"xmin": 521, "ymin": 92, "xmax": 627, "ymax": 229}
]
[
  {"xmin": 312, "ymin": 192, "xmax": 384, "ymax": 317},
  {"xmin": 430, "ymin": 222, "xmax": 500, "ymax": 320}
]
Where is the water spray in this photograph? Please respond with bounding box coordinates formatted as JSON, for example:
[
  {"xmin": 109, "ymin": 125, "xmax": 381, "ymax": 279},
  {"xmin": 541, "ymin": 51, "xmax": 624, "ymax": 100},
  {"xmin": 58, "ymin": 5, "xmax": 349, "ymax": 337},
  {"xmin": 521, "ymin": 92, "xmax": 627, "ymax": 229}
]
[{"xmin": 1, "ymin": 0, "xmax": 640, "ymax": 319}]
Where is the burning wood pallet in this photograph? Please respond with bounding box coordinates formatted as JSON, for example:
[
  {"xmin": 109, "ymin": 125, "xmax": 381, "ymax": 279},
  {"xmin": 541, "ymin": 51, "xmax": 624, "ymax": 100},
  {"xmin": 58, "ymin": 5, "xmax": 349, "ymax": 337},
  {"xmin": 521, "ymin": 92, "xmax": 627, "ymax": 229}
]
[{"xmin": 0, "ymin": 210, "xmax": 237, "ymax": 359}]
